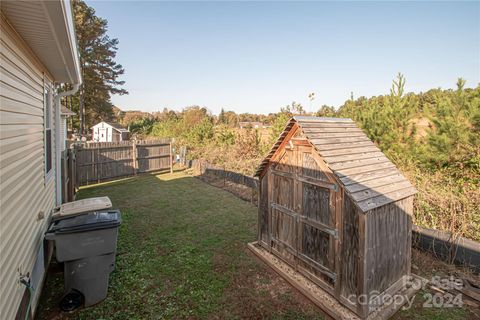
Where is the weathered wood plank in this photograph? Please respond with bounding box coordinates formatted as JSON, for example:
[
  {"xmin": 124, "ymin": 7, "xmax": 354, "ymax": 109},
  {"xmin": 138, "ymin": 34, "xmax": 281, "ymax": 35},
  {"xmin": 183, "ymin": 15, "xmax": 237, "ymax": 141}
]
[
  {"xmin": 137, "ymin": 154, "xmax": 170, "ymax": 160},
  {"xmin": 322, "ymin": 151, "xmax": 385, "ymax": 164},
  {"xmin": 340, "ymin": 167, "xmax": 400, "ymax": 186},
  {"xmin": 328, "ymin": 156, "xmax": 390, "ymax": 171},
  {"xmin": 301, "ymin": 151, "xmax": 330, "ymax": 181},
  {"xmin": 345, "ymin": 174, "xmax": 406, "ymax": 193},
  {"xmin": 350, "ymin": 180, "xmax": 413, "ymax": 202},
  {"xmin": 296, "ymin": 127, "xmax": 364, "ymax": 133},
  {"xmin": 320, "ymin": 146, "xmax": 380, "ymax": 157},
  {"xmin": 357, "ymin": 187, "xmax": 417, "ymax": 212},
  {"xmin": 271, "ymin": 202, "xmax": 297, "ymax": 217},
  {"xmin": 298, "ymin": 122, "xmax": 358, "ymax": 128},
  {"xmin": 302, "ymin": 183, "xmax": 332, "ymax": 224},
  {"xmin": 335, "ymin": 161, "xmax": 396, "ymax": 177},
  {"xmin": 297, "ymin": 253, "xmax": 337, "ymax": 280},
  {"xmin": 315, "ymin": 141, "xmax": 374, "ymax": 151},
  {"xmin": 304, "ymin": 131, "xmax": 368, "ymax": 138},
  {"xmin": 299, "ymin": 216, "xmax": 338, "ymax": 238},
  {"xmin": 298, "ymin": 175, "xmax": 337, "ymax": 191},
  {"xmin": 308, "ymin": 136, "xmax": 371, "ymax": 145}
]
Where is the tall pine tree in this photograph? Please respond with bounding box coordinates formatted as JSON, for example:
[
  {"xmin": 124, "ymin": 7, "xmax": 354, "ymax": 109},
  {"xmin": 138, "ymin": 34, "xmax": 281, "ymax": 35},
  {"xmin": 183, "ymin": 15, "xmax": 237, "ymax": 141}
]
[{"xmin": 73, "ymin": 0, "xmax": 127, "ymax": 135}]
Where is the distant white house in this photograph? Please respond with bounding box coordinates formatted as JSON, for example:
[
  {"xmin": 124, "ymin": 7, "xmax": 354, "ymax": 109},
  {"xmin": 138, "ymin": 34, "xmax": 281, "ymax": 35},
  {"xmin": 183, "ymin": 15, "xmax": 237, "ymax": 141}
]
[{"xmin": 92, "ymin": 121, "xmax": 130, "ymax": 142}]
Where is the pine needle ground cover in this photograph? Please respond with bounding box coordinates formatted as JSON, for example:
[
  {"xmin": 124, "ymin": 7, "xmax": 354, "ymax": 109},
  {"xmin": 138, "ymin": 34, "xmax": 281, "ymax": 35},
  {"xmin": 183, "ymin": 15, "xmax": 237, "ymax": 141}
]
[{"xmin": 37, "ymin": 172, "xmax": 471, "ymax": 319}]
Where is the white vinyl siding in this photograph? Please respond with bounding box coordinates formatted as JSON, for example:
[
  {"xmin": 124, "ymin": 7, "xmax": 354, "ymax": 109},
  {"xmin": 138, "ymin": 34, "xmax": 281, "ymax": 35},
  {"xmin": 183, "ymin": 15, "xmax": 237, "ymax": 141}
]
[
  {"xmin": 0, "ymin": 15, "xmax": 57, "ymax": 319},
  {"xmin": 44, "ymin": 86, "xmax": 53, "ymax": 179},
  {"xmin": 60, "ymin": 117, "xmax": 67, "ymax": 151}
]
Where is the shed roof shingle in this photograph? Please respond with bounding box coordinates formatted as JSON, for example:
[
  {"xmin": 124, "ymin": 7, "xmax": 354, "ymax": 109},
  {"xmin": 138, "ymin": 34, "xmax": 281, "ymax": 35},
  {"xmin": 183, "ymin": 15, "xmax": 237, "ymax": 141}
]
[{"xmin": 255, "ymin": 116, "xmax": 416, "ymax": 212}]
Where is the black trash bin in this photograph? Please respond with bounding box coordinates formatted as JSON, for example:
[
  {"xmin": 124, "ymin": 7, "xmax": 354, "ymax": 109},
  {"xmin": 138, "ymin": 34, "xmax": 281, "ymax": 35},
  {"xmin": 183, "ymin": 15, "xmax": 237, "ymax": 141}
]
[{"xmin": 46, "ymin": 209, "xmax": 121, "ymax": 309}]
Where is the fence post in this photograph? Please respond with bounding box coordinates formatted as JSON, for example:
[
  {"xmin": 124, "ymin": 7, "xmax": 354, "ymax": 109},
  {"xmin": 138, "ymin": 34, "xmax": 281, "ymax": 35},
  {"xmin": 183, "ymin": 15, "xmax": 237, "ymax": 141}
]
[
  {"xmin": 132, "ymin": 140, "xmax": 137, "ymax": 175},
  {"xmin": 96, "ymin": 145, "xmax": 100, "ymax": 184},
  {"xmin": 169, "ymin": 141, "xmax": 173, "ymax": 173},
  {"xmin": 69, "ymin": 148, "xmax": 75, "ymax": 201}
]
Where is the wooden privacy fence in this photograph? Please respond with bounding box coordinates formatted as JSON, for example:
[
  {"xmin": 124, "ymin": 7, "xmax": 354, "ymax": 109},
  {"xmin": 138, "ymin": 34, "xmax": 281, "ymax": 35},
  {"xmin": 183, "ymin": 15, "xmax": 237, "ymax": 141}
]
[
  {"xmin": 73, "ymin": 139, "xmax": 173, "ymax": 186},
  {"xmin": 61, "ymin": 149, "xmax": 76, "ymax": 203}
]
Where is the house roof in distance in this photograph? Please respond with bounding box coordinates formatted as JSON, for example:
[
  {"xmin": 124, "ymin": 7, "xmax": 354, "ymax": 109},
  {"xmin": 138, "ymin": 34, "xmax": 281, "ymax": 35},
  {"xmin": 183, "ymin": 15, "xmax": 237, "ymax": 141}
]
[
  {"xmin": 91, "ymin": 121, "xmax": 129, "ymax": 132},
  {"xmin": 255, "ymin": 116, "xmax": 417, "ymax": 212}
]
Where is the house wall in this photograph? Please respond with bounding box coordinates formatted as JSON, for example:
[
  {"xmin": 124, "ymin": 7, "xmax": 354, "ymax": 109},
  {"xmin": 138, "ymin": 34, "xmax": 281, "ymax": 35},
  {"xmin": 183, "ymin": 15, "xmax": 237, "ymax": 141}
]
[{"xmin": 0, "ymin": 15, "xmax": 57, "ymax": 319}]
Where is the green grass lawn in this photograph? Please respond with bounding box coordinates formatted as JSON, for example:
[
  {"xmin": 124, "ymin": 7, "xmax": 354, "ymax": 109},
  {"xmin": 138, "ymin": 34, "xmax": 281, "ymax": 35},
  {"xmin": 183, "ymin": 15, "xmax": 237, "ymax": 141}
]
[
  {"xmin": 36, "ymin": 172, "xmax": 476, "ymax": 319},
  {"xmin": 36, "ymin": 172, "xmax": 318, "ymax": 319}
]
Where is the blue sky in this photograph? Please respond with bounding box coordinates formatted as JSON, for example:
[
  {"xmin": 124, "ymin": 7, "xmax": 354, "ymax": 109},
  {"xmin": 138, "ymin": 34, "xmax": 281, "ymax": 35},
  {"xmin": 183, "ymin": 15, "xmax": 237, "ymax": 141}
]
[{"xmin": 87, "ymin": 1, "xmax": 479, "ymax": 115}]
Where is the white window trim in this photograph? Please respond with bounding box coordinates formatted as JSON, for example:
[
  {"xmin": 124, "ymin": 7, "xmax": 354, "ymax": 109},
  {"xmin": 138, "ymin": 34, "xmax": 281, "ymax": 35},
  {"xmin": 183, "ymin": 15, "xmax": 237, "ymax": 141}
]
[{"xmin": 44, "ymin": 83, "xmax": 54, "ymax": 184}]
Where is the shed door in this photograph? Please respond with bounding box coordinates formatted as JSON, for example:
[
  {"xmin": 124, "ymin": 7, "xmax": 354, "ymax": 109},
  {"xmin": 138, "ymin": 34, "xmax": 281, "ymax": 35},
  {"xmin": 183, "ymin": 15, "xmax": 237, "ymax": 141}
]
[
  {"xmin": 298, "ymin": 157, "xmax": 338, "ymax": 285},
  {"xmin": 268, "ymin": 145, "xmax": 338, "ymax": 287},
  {"xmin": 269, "ymin": 149, "xmax": 297, "ymax": 263}
]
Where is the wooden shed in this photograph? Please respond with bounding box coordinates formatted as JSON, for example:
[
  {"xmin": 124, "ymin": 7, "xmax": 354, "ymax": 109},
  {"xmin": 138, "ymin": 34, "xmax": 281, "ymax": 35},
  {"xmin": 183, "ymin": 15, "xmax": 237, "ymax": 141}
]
[{"xmin": 253, "ymin": 116, "xmax": 417, "ymax": 319}]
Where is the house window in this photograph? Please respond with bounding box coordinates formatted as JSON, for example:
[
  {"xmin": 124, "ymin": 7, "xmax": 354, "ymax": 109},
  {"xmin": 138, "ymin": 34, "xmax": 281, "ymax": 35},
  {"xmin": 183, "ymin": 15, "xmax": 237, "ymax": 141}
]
[{"xmin": 44, "ymin": 86, "xmax": 53, "ymax": 180}]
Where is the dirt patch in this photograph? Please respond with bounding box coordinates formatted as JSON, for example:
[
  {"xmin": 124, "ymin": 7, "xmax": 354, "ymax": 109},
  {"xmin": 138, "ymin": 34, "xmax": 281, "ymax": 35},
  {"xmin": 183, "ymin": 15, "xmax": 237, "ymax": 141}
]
[
  {"xmin": 411, "ymin": 248, "xmax": 479, "ymax": 283},
  {"xmin": 212, "ymin": 248, "xmax": 319, "ymax": 319}
]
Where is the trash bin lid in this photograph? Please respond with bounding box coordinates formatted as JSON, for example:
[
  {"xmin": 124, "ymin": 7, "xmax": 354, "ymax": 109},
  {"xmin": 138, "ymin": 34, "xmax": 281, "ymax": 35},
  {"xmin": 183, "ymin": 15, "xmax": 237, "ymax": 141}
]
[
  {"xmin": 52, "ymin": 197, "xmax": 112, "ymax": 221},
  {"xmin": 47, "ymin": 210, "xmax": 121, "ymax": 234}
]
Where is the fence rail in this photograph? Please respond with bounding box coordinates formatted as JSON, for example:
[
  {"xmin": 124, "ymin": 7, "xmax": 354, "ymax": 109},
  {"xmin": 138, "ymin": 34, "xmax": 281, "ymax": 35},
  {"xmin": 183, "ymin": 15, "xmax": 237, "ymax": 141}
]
[
  {"xmin": 186, "ymin": 159, "xmax": 259, "ymax": 189},
  {"xmin": 72, "ymin": 139, "xmax": 173, "ymax": 186}
]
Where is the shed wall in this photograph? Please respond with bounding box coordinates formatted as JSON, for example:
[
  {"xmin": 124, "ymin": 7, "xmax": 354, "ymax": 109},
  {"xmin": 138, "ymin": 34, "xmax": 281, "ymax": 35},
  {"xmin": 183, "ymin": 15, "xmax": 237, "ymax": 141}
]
[
  {"xmin": 258, "ymin": 172, "xmax": 269, "ymax": 245},
  {"xmin": 365, "ymin": 196, "xmax": 413, "ymax": 295},
  {"xmin": 0, "ymin": 15, "xmax": 56, "ymax": 319}
]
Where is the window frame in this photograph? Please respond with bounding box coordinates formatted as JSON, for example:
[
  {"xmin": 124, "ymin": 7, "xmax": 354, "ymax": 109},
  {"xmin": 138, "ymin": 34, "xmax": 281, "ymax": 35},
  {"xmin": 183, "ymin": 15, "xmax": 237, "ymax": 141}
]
[{"xmin": 44, "ymin": 83, "xmax": 54, "ymax": 183}]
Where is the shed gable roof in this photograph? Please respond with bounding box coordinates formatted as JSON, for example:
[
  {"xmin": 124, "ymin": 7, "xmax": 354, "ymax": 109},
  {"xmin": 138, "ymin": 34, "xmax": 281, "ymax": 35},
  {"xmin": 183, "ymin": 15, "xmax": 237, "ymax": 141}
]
[{"xmin": 255, "ymin": 116, "xmax": 417, "ymax": 212}]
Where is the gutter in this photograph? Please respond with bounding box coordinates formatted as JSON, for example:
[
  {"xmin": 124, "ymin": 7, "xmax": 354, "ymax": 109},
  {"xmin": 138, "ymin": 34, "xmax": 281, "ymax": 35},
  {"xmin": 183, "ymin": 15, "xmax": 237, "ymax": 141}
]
[{"xmin": 53, "ymin": 0, "xmax": 82, "ymax": 206}]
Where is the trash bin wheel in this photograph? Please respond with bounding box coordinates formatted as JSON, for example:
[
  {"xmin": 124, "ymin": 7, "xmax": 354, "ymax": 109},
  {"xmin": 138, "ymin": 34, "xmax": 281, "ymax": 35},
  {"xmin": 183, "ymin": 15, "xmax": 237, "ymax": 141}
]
[{"xmin": 60, "ymin": 289, "xmax": 84, "ymax": 312}]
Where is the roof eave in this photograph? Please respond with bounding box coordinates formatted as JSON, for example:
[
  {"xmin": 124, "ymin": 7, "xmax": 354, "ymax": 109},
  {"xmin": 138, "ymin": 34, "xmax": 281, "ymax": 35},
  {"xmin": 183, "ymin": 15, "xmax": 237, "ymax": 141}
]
[
  {"xmin": 43, "ymin": 0, "xmax": 82, "ymax": 84},
  {"xmin": 1, "ymin": 0, "xmax": 82, "ymax": 84}
]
